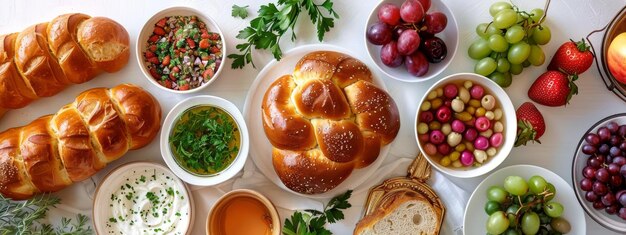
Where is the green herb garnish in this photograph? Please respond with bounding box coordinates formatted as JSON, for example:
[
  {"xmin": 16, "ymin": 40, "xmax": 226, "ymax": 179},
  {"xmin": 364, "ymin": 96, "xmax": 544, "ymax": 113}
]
[
  {"xmin": 170, "ymin": 106, "xmax": 239, "ymax": 174},
  {"xmin": 232, "ymin": 5, "xmax": 249, "ymax": 19},
  {"xmin": 0, "ymin": 194, "xmax": 92, "ymax": 235},
  {"xmin": 228, "ymin": 0, "xmax": 339, "ymax": 69},
  {"xmin": 282, "ymin": 190, "xmax": 352, "ymax": 235}
]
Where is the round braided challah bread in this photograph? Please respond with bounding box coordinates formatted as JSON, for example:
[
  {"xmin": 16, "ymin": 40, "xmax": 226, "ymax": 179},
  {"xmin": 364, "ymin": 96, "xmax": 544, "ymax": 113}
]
[{"xmin": 262, "ymin": 51, "xmax": 400, "ymax": 194}]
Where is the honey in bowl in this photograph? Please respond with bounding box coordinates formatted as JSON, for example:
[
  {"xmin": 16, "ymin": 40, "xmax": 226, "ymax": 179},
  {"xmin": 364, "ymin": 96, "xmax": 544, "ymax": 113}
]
[
  {"xmin": 209, "ymin": 195, "xmax": 274, "ymax": 235},
  {"xmin": 169, "ymin": 105, "xmax": 241, "ymax": 175}
]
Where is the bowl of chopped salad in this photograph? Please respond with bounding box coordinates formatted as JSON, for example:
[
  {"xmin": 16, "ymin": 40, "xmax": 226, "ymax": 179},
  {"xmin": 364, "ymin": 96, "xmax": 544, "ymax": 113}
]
[{"xmin": 137, "ymin": 6, "xmax": 225, "ymax": 93}]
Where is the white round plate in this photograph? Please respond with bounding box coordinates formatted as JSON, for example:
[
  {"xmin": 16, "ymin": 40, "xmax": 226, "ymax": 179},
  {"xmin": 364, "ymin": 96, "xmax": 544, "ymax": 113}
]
[
  {"xmin": 463, "ymin": 164, "xmax": 586, "ymax": 234},
  {"xmin": 364, "ymin": 0, "xmax": 459, "ymax": 82},
  {"xmin": 242, "ymin": 44, "xmax": 392, "ymax": 198},
  {"xmin": 93, "ymin": 162, "xmax": 194, "ymax": 235},
  {"xmin": 160, "ymin": 95, "xmax": 249, "ymax": 186}
]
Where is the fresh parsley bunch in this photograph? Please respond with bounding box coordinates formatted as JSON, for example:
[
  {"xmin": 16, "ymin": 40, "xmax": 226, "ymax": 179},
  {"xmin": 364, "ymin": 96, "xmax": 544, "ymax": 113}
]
[
  {"xmin": 283, "ymin": 190, "xmax": 352, "ymax": 235},
  {"xmin": 229, "ymin": 0, "xmax": 339, "ymax": 69}
]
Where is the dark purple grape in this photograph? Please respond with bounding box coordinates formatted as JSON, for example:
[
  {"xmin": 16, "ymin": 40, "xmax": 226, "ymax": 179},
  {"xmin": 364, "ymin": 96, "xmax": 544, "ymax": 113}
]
[
  {"xmin": 608, "ymin": 121, "xmax": 620, "ymax": 133},
  {"xmin": 621, "ymin": 164, "xmax": 626, "ymax": 177},
  {"xmin": 423, "ymin": 12, "xmax": 447, "ymax": 34},
  {"xmin": 582, "ymin": 144, "xmax": 597, "ymax": 155},
  {"xmin": 619, "ymin": 192, "xmax": 626, "ymax": 207},
  {"xmin": 611, "ymin": 135, "xmax": 622, "ymax": 146},
  {"xmin": 609, "ymin": 163, "xmax": 621, "ymax": 175},
  {"xmin": 599, "ymin": 144, "xmax": 610, "ymax": 154},
  {"xmin": 583, "ymin": 166, "xmax": 597, "ymax": 179},
  {"xmin": 602, "ymin": 193, "xmax": 617, "ymax": 206},
  {"xmin": 380, "ymin": 41, "xmax": 404, "ymax": 67},
  {"xmin": 619, "ymin": 208, "xmax": 626, "ymax": 220},
  {"xmin": 392, "ymin": 27, "xmax": 405, "ymax": 40},
  {"xmin": 611, "ymin": 175, "xmax": 623, "ymax": 187},
  {"xmin": 607, "ymin": 155, "xmax": 614, "ymax": 164},
  {"xmin": 606, "ymin": 204, "xmax": 619, "ymax": 214},
  {"xmin": 367, "ymin": 22, "xmax": 393, "ymax": 45},
  {"xmin": 596, "ymin": 168, "xmax": 610, "ymax": 182},
  {"xmin": 593, "ymin": 200, "xmax": 605, "ymax": 209},
  {"xmin": 586, "ymin": 191, "xmax": 599, "ymax": 202},
  {"xmin": 420, "ymin": 36, "xmax": 447, "ymax": 63},
  {"xmin": 598, "ymin": 127, "xmax": 611, "ymax": 142},
  {"xmin": 593, "ymin": 181, "xmax": 609, "ymax": 195},
  {"xmin": 404, "ymin": 51, "xmax": 429, "ymax": 77},
  {"xmin": 397, "ymin": 29, "xmax": 421, "ymax": 55},
  {"xmin": 586, "ymin": 133, "xmax": 601, "ymax": 146},
  {"xmin": 611, "ymin": 146, "xmax": 623, "ymax": 157},
  {"xmin": 618, "ymin": 125, "xmax": 626, "ymax": 137},
  {"xmin": 620, "ymin": 142, "xmax": 626, "ymax": 151},
  {"xmin": 614, "ymin": 156, "xmax": 626, "ymax": 166},
  {"xmin": 589, "ymin": 157, "xmax": 603, "ymax": 168},
  {"xmin": 580, "ymin": 178, "xmax": 593, "ymax": 191}
]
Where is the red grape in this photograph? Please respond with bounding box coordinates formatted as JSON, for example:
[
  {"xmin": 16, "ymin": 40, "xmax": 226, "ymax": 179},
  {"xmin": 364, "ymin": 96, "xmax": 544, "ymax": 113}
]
[
  {"xmin": 378, "ymin": 3, "xmax": 401, "ymax": 26},
  {"xmin": 397, "ymin": 29, "xmax": 421, "ymax": 55},
  {"xmin": 580, "ymin": 178, "xmax": 593, "ymax": 191},
  {"xmin": 418, "ymin": 0, "xmax": 431, "ymax": 12},
  {"xmin": 421, "ymin": 36, "xmax": 447, "ymax": 63},
  {"xmin": 585, "ymin": 133, "xmax": 601, "ymax": 146},
  {"xmin": 424, "ymin": 12, "xmax": 448, "ymax": 34},
  {"xmin": 392, "ymin": 27, "xmax": 405, "ymax": 40},
  {"xmin": 380, "ymin": 41, "xmax": 404, "ymax": 67},
  {"xmin": 366, "ymin": 22, "xmax": 393, "ymax": 45},
  {"xmin": 405, "ymin": 51, "xmax": 429, "ymax": 77},
  {"xmin": 400, "ymin": 0, "xmax": 425, "ymax": 23}
]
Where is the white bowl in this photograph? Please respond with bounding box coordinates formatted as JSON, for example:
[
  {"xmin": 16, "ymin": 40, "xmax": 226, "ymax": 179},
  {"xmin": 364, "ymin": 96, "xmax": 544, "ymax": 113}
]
[
  {"xmin": 93, "ymin": 162, "xmax": 195, "ymax": 235},
  {"xmin": 160, "ymin": 95, "xmax": 249, "ymax": 186},
  {"xmin": 414, "ymin": 73, "xmax": 516, "ymax": 178},
  {"xmin": 364, "ymin": 0, "xmax": 459, "ymax": 82},
  {"xmin": 463, "ymin": 164, "xmax": 586, "ymax": 234},
  {"xmin": 136, "ymin": 6, "xmax": 226, "ymax": 94}
]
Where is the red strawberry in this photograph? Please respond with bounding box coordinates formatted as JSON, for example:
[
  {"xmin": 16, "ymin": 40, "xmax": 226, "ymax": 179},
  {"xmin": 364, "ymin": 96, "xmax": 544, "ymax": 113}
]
[
  {"xmin": 515, "ymin": 102, "xmax": 546, "ymax": 147},
  {"xmin": 547, "ymin": 39, "xmax": 594, "ymax": 75},
  {"xmin": 528, "ymin": 70, "xmax": 578, "ymax": 106}
]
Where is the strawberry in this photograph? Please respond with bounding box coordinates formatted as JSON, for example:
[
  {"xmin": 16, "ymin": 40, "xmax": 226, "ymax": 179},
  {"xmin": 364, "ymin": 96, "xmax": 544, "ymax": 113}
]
[
  {"xmin": 515, "ymin": 102, "xmax": 546, "ymax": 147},
  {"xmin": 547, "ymin": 39, "xmax": 594, "ymax": 75},
  {"xmin": 528, "ymin": 70, "xmax": 578, "ymax": 106}
]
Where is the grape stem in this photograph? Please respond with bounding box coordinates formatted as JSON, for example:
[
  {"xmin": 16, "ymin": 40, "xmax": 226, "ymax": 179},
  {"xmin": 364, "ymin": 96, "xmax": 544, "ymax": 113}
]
[
  {"xmin": 528, "ymin": 0, "xmax": 551, "ymax": 29},
  {"xmin": 510, "ymin": 188, "xmax": 554, "ymax": 227}
]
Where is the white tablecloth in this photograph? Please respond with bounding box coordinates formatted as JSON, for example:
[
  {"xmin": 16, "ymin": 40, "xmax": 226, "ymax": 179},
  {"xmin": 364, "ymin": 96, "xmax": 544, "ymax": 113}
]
[{"xmin": 1, "ymin": 0, "xmax": 624, "ymax": 234}]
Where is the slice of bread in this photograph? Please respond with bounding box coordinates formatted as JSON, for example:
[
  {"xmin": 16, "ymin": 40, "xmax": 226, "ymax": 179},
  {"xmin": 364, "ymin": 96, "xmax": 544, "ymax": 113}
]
[{"xmin": 354, "ymin": 191, "xmax": 442, "ymax": 235}]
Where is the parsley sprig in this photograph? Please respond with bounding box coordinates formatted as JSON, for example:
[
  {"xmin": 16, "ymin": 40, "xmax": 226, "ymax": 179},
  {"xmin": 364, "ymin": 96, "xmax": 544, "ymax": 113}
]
[
  {"xmin": 283, "ymin": 190, "xmax": 352, "ymax": 235},
  {"xmin": 232, "ymin": 5, "xmax": 249, "ymax": 19},
  {"xmin": 0, "ymin": 194, "xmax": 92, "ymax": 235},
  {"xmin": 228, "ymin": 0, "xmax": 339, "ymax": 69}
]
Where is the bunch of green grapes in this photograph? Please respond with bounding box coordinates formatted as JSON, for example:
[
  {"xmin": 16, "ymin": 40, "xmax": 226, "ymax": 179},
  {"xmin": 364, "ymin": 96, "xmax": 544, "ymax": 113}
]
[
  {"xmin": 484, "ymin": 175, "xmax": 571, "ymax": 235},
  {"xmin": 468, "ymin": 2, "xmax": 551, "ymax": 87}
]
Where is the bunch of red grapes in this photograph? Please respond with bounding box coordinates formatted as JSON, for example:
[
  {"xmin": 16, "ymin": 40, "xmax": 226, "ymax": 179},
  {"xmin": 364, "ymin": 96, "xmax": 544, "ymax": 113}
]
[
  {"xmin": 580, "ymin": 121, "xmax": 626, "ymax": 220},
  {"xmin": 366, "ymin": 0, "xmax": 448, "ymax": 77}
]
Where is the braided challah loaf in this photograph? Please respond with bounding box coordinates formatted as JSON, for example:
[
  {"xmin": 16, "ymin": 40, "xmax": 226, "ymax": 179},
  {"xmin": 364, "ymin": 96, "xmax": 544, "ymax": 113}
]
[
  {"xmin": 262, "ymin": 51, "xmax": 400, "ymax": 194},
  {"xmin": 0, "ymin": 84, "xmax": 161, "ymax": 200},
  {"xmin": 0, "ymin": 13, "xmax": 129, "ymax": 117}
]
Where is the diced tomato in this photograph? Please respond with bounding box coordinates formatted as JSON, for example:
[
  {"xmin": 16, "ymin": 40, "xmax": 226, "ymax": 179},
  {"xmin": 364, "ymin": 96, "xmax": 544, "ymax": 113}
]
[
  {"xmin": 161, "ymin": 55, "xmax": 170, "ymax": 66},
  {"xmin": 179, "ymin": 83, "xmax": 190, "ymax": 91},
  {"xmin": 172, "ymin": 66, "xmax": 180, "ymax": 73},
  {"xmin": 164, "ymin": 80, "xmax": 173, "ymax": 89},
  {"xmin": 169, "ymin": 73, "xmax": 177, "ymax": 81},
  {"xmin": 156, "ymin": 18, "xmax": 167, "ymax": 28},
  {"xmin": 149, "ymin": 45, "xmax": 157, "ymax": 52},
  {"xmin": 199, "ymin": 39, "xmax": 210, "ymax": 49},
  {"xmin": 210, "ymin": 46, "xmax": 221, "ymax": 54},
  {"xmin": 153, "ymin": 27, "xmax": 166, "ymax": 36},
  {"xmin": 149, "ymin": 68, "xmax": 160, "ymax": 79},
  {"xmin": 186, "ymin": 38, "xmax": 196, "ymax": 49},
  {"xmin": 211, "ymin": 33, "xmax": 220, "ymax": 40},
  {"xmin": 202, "ymin": 69, "xmax": 214, "ymax": 79},
  {"xmin": 145, "ymin": 51, "xmax": 156, "ymax": 58},
  {"xmin": 147, "ymin": 57, "xmax": 159, "ymax": 64},
  {"xmin": 179, "ymin": 48, "xmax": 187, "ymax": 53},
  {"xmin": 148, "ymin": 35, "xmax": 159, "ymax": 43},
  {"xmin": 201, "ymin": 31, "xmax": 210, "ymax": 39}
]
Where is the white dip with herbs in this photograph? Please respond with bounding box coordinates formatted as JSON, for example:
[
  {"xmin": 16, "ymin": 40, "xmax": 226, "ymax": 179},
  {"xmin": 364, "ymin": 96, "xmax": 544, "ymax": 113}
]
[{"xmin": 104, "ymin": 166, "xmax": 191, "ymax": 235}]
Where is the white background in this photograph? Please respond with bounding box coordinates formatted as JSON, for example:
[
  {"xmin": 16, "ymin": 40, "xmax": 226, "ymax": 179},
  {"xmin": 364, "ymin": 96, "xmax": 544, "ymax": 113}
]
[{"xmin": 1, "ymin": 0, "xmax": 625, "ymax": 234}]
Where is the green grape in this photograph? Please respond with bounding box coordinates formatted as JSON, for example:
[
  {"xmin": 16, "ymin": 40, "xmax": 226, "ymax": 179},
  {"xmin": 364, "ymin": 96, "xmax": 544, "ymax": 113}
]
[
  {"xmin": 469, "ymin": 38, "xmax": 492, "ymax": 60},
  {"xmin": 504, "ymin": 228, "xmax": 521, "ymax": 235},
  {"xmin": 476, "ymin": 23, "xmax": 489, "ymax": 38},
  {"xmin": 485, "ymin": 24, "xmax": 502, "ymax": 37},
  {"xmin": 494, "ymin": 9, "xmax": 518, "ymax": 29},
  {"xmin": 516, "ymin": 12, "xmax": 528, "ymax": 23},
  {"xmin": 521, "ymin": 212, "xmax": 540, "ymax": 235},
  {"xmin": 490, "ymin": 71, "xmax": 512, "ymax": 87},
  {"xmin": 497, "ymin": 57, "xmax": 511, "ymax": 72},
  {"xmin": 475, "ymin": 57, "xmax": 497, "ymax": 76},
  {"xmin": 532, "ymin": 25, "xmax": 551, "ymax": 45},
  {"xmin": 506, "ymin": 204, "xmax": 520, "ymax": 227},
  {"xmin": 530, "ymin": 8, "xmax": 545, "ymax": 23},
  {"xmin": 522, "ymin": 60, "xmax": 531, "ymax": 67},
  {"xmin": 488, "ymin": 34, "xmax": 509, "ymax": 52},
  {"xmin": 538, "ymin": 212, "xmax": 551, "ymax": 225},
  {"xmin": 487, "ymin": 186, "xmax": 509, "ymax": 203},
  {"xmin": 510, "ymin": 63, "xmax": 523, "ymax": 75},
  {"xmin": 505, "ymin": 25, "xmax": 525, "ymax": 44},
  {"xmin": 489, "ymin": 2, "xmax": 513, "ymax": 17},
  {"xmin": 528, "ymin": 175, "xmax": 548, "ymax": 194},
  {"xmin": 487, "ymin": 211, "xmax": 510, "ymax": 235},
  {"xmin": 545, "ymin": 183, "xmax": 556, "ymax": 201},
  {"xmin": 504, "ymin": 175, "xmax": 528, "ymax": 196},
  {"xmin": 528, "ymin": 45, "xmax": 545, "ymax": 66},
  {"xmin": 485, "ymin": 201, "xmax": 501, "ymax": 215},
  {"xmin": 544, "ymin": 202, "xmax": 564, "ymax": 218},
  {"xmin": 508, "ymin": 42, "xmax": 531, "ymax": 65}
]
